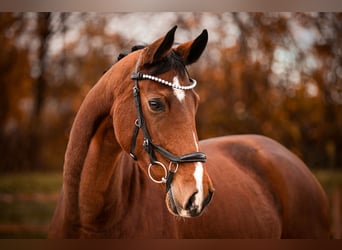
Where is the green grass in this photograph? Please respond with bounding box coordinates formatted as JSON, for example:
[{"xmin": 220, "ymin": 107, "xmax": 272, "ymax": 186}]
[
  {"xmin": 0, "ymin": 172, "xmax": 62, "ymax": 194},
  {"xmin": 0, "ymin": 171, "xmax": 62, "ymax": 238},
  {"xmin": 0, "ymin": 199, "xmax": 54, "ymax": 238},
  {"xmin": 0, "ymin": 200, "xmax": 56, "ymax": 225},
  {"xmin": 312, "ymin": 169, "xmax": 342, "ymax": 194}
]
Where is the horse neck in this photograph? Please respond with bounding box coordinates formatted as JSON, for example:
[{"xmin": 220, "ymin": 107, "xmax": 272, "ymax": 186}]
[
  {"xmin": 60, "ymin": 72, "xmax": 117, "ymax": 237},
  {"xmin": 78, "ymin": 115, "xmax": 147, "ymax": 229},
  {"xmin": 57, "ymin": 60, "xmax": 147, "ymax": 236}
]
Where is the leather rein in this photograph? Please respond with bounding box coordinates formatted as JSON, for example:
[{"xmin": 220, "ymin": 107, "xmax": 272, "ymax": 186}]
[{"xmin": 129, "ymin": 55, "xmax": 206, "ymax": 191}]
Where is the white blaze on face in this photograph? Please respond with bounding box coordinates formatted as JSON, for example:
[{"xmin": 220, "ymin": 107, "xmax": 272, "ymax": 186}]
[
  {"xmin": 193, "ymin": 162, "xmax": 204, "ymax": 209},
  {"xmin": 192, "ymin": 131, "xmax": 204, "ymax": 208},
  {"xmin": 172, "ymin": 76, "xmax": 185, "ymax": 102}
]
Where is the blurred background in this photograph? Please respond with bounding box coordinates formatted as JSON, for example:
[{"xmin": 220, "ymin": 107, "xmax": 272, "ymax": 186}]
[{"xmin": 0, "ymin": 12, "xmax": 341, "ymax": 238}]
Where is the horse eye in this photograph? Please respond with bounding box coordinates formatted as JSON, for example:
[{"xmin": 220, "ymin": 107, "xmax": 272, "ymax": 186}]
[{"xmin": 148, "ymin": 98, "xmax": 165, "ymax": 112}]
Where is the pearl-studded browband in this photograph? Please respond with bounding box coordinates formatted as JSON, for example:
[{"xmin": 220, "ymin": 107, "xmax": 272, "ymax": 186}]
[{"xmin": 131, "ymin": 72, "xmax": 197, "ymax": 90}]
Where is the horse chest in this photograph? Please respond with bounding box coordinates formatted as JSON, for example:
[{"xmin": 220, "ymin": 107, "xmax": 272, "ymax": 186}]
[
  {"xmin": 109, "ymin": 203, "xmax": 179, "ymax": 238},
  {"xmin": 175, "ymin": 186, "xmax": 282, "ymax": 238}
]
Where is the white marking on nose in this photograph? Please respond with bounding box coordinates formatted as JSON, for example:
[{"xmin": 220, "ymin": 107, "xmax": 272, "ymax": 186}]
[
  {"xmin": 172, "ymin": 76, "xmax": 185, "ymax": 102},
  {"xmin": 193, "ymin": 162, "xmax": 204, "ymax": 208}
]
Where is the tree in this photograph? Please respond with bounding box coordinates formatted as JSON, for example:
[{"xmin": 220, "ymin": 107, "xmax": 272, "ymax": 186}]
[{"xmin": 0, "ymin": 13, "xmax": 340, "ymax": 171}]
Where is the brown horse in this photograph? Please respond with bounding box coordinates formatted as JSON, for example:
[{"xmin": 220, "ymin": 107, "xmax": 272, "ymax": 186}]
[{"xmin": 48, "ymin": 26, "xmax": 330, "ymax": 238}]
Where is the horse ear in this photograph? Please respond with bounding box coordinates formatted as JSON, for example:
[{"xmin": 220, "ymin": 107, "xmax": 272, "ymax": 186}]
[
  {"xmin": 175, "ymin": 29, "xmax": 208, "ymax": 65},
  {"xmin": 140, "ymin": 26, "xmax": 177, "ymax": 65}
]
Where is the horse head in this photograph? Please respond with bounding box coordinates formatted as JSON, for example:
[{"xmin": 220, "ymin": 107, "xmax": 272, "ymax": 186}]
[{"xmin": 110, "ymin": 26, "xmax": 214, "ymax": 218}]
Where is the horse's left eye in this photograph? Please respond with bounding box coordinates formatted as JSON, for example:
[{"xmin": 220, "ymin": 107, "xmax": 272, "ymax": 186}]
[{"xmin": 148, "ymin": 98, "xmax": 165, "ymax": 112}]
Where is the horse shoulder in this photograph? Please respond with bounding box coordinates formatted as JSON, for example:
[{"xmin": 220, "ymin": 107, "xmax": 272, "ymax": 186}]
[
  {"xmin": 194, "ymin": 135, "xmax": 281, "ymax": 237},
  {"xmin": 248, "ymin": 135, "xmax": 330, "ymax": 238},
  {"xmin": 199, "ymin": 135, "xmax": 330, "ymax": 238}
]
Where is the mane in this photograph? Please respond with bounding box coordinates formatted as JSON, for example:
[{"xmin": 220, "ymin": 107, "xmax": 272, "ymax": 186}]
[
  {"xmin": 117, "ymin": 45, "xmax": 146, "ymax": 61},
  {"xmin": 116, "ymin": 45, "xmax": 188, "ymax": 78}
]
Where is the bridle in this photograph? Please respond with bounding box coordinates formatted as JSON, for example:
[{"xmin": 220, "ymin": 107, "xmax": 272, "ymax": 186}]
[{"xmin": 129, "ymin": 54, "xmax": 206, "ymax": 191}]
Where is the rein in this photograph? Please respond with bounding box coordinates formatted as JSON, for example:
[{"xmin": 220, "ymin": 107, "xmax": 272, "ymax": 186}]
[{"xmin": 129, "ymin": 56, "xmax": 206, "ymax": 192}]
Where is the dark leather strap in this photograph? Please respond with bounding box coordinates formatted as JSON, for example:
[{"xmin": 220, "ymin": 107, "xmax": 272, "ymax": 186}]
[
  {"xmin": 152, "ymin": 143, "xmax": 206, "ymax": 163},
  {"xmin": 166, "ymin": 170, "xmax": 175, "ymax": 192},
  {"xmin": 129, "ymin": 124, "xmax": 139, "ymax": 160}
]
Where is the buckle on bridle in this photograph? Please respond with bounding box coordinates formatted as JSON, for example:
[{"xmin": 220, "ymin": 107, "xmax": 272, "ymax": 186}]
[
  {"xmin": 134, "ymin": 119, "xmax": 141, "ymax": 128},
  {"xmin": 143, "ymin": 138, "xmax": 149, "ymax": 149},
  {"xmin": 131, "ymin": 72, "xmax": 143, "ymax": 80},
  {"xmin": 168, "ymin": 162, "xmax": 179, "ymax": 173}
]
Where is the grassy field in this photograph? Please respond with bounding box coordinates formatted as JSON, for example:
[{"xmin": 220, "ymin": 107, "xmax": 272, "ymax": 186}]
[
  {"xmin": 0, "ymin": 170, "xmax": 341, "ymax": 238},
  {"xmin": 0, "ymin": 172, "xmax": 62, "ymax": 238}
]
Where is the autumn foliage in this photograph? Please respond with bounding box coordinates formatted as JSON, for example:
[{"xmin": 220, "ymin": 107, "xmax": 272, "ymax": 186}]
[{"xmin": 0, "ymin": 13, "xmax": 341, "ymax": 171}]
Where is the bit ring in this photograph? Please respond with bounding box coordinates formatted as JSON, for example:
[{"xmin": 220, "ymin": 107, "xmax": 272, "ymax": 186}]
[{"xmin": 148, "ymin": 161, "xmax": 168, "ymax": 184}]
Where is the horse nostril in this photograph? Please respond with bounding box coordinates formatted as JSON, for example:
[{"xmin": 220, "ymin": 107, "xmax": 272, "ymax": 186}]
[
  {"xmin": 185, "ymin": 191, "xmax": 198, "ymax": 211},
  {"xmin": 203, "ymin": 190, "xmax": 214, "ymax": 209}
]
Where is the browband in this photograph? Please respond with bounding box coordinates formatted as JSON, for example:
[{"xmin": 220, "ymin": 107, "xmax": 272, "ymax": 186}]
[{"xmin": 131, "ymin": 72, "xmax": 197, "ymax": 90}]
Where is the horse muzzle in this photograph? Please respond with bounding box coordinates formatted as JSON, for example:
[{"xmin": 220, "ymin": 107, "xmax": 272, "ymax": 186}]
[{"xmin": 165, "ymin": 188, "xmax": 214, "ymax": 218}]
